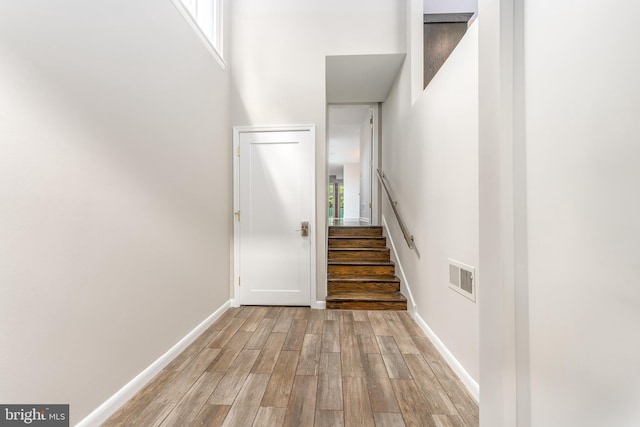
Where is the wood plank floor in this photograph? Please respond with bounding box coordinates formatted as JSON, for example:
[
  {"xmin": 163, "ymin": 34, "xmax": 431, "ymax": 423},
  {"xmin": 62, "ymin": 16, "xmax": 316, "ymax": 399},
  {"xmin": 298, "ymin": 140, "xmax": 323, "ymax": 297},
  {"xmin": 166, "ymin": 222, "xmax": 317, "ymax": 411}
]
[{"xmin": 103, "ymin": 307, "xmax": 478, "ymax": 427}]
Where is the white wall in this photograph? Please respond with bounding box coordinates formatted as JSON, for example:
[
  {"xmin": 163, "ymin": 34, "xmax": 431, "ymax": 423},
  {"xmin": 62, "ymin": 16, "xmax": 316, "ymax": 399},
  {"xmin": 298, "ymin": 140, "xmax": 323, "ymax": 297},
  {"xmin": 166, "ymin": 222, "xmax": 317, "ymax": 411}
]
[
  {"xmin": 359, "ymin": 115, "xmax": 373, "ymax": 223},
  {"xmin": 343, "ymin": 163, "xmax": 361, "ymax": 220},
  {"xmin": 230, "ymin": 0, "xmax": 405, "ymax": 300},
  {"xmin": 0, "ymin": 1, "xmax": 231, "ymax": 424},
  {"xmin": 524, "ymin": 2, "xmax": 640, "ymax": 426},
  {"xmin": 382, "ymin": 15, "xmax": 479, "ymax": 392},
  {"xmin": 479, "ymin": 1, "xmax": 640, "ymax": 426},
  {"xmin": 424, "ymin": 0, "xmax": 478, "ymax": 14}
]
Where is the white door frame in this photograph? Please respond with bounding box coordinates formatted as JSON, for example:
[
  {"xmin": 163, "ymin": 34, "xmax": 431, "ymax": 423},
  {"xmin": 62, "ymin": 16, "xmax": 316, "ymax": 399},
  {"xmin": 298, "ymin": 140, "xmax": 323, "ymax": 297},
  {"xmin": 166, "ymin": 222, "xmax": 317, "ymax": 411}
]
[
  {"xmin": 326, "ymin": 104, "xmax": 380, "ymax": 226},
  {"xmin": 232, "ymin": 125, "xmax": 317, "ymax": 308}
]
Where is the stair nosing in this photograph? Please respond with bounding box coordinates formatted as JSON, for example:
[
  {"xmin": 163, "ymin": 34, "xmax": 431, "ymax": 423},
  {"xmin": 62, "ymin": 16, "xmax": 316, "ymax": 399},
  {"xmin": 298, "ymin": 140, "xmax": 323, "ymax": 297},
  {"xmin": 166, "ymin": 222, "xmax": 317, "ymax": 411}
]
[{"xmin": 328, "ymin": 275, "xmax": 399, "ymax": 281}]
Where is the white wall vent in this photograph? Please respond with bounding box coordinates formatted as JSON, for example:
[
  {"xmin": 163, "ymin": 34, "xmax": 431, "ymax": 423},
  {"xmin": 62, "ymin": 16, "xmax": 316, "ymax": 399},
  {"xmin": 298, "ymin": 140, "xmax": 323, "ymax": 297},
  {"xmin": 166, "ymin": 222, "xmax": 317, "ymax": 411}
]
[{"xmin": 448, "ymin": 258, "xmax": 476, "ymax": 302}]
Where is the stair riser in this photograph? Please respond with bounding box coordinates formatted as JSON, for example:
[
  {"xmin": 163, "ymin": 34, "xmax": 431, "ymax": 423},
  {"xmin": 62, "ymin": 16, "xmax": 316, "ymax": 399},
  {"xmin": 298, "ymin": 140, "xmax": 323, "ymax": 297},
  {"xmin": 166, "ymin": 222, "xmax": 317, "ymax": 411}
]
[
  {"xmin": 328, "ymin": 238, "xmax": 387, "ymax": 249},
  {"xmin": 328, "ymin": 282, "xmax": 400, "ymax": 293},
  {"xmin": 328, "ymin": 249, "xmax": 390, "ymax": 262},
  {"xmin": 326, "ymin": 300, "xmax": 407, "ymax": 310},
  {"xmin": 328, "ymin": 265, "xmax": 395, "ymax": 276},
  {"xmin": 328, "ymin": 227, "xmax": 383, "ymax": 237}
]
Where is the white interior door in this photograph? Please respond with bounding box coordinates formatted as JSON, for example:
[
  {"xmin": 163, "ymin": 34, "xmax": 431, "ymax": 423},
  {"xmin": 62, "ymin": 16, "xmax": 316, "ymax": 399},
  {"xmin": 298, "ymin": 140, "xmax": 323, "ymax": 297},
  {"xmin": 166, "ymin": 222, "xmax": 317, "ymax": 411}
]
[{"xmin": 235, "ymin": 128, "xmax": 314, "ymax": 306}]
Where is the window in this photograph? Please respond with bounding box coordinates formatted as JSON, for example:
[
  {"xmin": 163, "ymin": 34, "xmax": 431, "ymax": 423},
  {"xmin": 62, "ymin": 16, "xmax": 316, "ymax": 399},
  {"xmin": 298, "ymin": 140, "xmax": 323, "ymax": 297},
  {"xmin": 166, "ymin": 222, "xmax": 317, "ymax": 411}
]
[{"xmin": 173, "ymin": 0, "xmax": 224, "ymax": 67}]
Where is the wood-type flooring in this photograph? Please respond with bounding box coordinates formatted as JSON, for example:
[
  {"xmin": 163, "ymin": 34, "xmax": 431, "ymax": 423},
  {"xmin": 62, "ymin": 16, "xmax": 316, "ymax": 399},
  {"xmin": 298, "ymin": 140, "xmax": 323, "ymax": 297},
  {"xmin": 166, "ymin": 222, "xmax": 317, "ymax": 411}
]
[{"xmin": 103, "ymin": 307, "xmax": 478, "ymax": 427}]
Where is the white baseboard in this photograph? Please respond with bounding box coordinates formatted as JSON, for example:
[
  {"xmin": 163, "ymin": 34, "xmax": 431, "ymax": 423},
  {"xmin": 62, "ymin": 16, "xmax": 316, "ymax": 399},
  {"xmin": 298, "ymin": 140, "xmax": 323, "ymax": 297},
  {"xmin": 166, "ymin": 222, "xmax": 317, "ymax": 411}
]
[
  {"xmin": 76, "ymin": 300, "xmax": 232, "ymax": 427},
  {"xmin": 412, "ymin": 311, "xmax": 480, "ymax": 402},
  {"xmin": 381, "ymin": 215, "xmax": 479, "ymax": 402},
  {"xmin": 314, "ymin": 300, "xmax": 326, "ymax": 309}
]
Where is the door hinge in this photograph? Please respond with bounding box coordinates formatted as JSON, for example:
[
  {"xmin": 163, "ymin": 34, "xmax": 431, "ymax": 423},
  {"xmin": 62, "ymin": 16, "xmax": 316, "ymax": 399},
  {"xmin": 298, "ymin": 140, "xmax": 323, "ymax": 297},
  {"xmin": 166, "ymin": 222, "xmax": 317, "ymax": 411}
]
[
  {"xmin": 235, "ymin": 211, "xmax": 241, "ymax": 221},
  {"xmin": 237, "ymin": 146, "xmax": 240, "ymax": 157},
  {"xmin": 369, "ymin": 202, "xmax": 372, "ymax": 208},
  {"xmin": 238, "ymin": 276, "xmax": 241, "ymax": 286}
]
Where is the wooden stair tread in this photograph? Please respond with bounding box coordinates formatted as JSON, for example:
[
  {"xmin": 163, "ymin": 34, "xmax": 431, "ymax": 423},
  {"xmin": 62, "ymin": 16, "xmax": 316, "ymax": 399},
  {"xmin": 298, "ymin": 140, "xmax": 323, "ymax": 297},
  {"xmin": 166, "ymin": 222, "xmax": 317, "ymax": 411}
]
[
  {"xmin": 326, "ymin": 292, "xmax": 407, "ymax": 302},
  {"xmin": 328, "ymin": 248, "xmax": 389, "ymax": 251},
  {"xmin": 326, "ymin": 226, "xmax": 406, "ymax": 310},
  {"xmin": 328, "ymin": 275, "xmax": 400, "ymax": 282},
  {"xmin": 328, "ymin": 261, "xmax": 394, "ymax": 266},
  {"xmin": 328, "ymin": 236, "xmax": 386, "ymax": 240}
]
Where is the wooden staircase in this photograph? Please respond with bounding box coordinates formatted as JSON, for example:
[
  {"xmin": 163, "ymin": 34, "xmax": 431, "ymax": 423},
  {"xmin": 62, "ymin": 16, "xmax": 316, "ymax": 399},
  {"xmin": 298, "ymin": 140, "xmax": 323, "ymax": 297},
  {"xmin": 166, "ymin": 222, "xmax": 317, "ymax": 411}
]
[{"xmin": 326, "ymin": 226, "xmax": 407, "ymax": 310}]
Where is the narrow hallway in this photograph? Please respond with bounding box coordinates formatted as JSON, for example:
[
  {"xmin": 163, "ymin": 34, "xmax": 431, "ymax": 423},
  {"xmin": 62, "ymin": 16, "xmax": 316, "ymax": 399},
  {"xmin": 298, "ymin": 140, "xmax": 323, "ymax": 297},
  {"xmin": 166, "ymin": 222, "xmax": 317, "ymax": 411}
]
[{"xmin": 103, "ymin": 307, "xmax": 478, "ymax": 426}]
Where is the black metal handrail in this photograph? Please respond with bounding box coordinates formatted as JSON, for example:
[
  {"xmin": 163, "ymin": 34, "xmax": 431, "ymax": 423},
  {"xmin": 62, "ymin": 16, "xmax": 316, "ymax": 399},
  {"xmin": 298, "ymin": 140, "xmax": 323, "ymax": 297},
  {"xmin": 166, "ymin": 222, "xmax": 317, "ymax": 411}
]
[{"xmin": 376, "ymin": 169, "xmax": 415, "ymax": 249}]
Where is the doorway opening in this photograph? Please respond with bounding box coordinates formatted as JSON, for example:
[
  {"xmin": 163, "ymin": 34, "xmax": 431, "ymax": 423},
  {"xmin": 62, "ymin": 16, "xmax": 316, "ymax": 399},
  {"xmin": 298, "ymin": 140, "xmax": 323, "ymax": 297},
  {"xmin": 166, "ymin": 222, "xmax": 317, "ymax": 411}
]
[{"xmin": 327, "ymin": 104, "xmax": 379, "ymax": 227}]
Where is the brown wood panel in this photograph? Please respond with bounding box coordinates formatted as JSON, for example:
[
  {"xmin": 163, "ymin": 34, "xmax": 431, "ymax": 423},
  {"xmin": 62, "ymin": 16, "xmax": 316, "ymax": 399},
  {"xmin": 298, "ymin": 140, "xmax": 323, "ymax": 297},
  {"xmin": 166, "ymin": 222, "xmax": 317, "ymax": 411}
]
[
  {"xmin": 129, "ymin": 401, "xmax": 174, "ymax": 427},
  {"xmin": 376, "ymin": 336, "xmax": 411, "ymax": 379},
  {"xmin": 272, "ymin": 317, "xmax": 293, "ymax": 333},
  {"xmin": 206, "ymin": 331, "xmax": 252, "ymax": 373},
  {"xmin": 306, "ymin": 309, "xmax": 325, "ymax": 333},
  {"xmin": 260, "ymin": 350, "xmax": 300, "ymax": 407},
  {"xmin": 328, "ymin": 262, "xmax": 395, "ymax": 276},
  {"xmin": 316, "ymin": 352, "xmax": 343, "ymax": 410},
  {"xmin": 283, "ymin": 319, "xmax": 308, "ymax": 351},
  {"xmin": 352, "ymin": 311, "xmax": 370, "ymax": 322},
  {"xmin": 239, "ymin": 306, "xmax": 269, "ymax": 332},
  {"xmin": 328, "ymin": 278, "xmax": 400, "ymax": 294},
  {"xmin": 314, "ymin": 410, "xmax": 344, "ymax": 427},
  {"xmin": 189, "ymin": 404, "xmax": 229, "ymax": 427},
  {"xmin": 263, "ymin": 306, "xmax": 283, "ymax": 318},
  {"xmin": 397, "ymin": 312, "xmax": 427, "ymax": 337},
  {"xmin": 321, "ymin": 319, "xmax": 340, "ymax": 353},
  {"xmin": 387, "ymin": 321, "xmax": 421, "ymax": 355},
  {"xmin": 297, "ymin": 333, "xmax": 322, "ymax": 375},
  {"xmin": 354, "ymin": 320, "xmax": 375, "ymax": 336},
  {"xmin": 220, "ymin": 373, "xmax": 270, "ymax": 427},
  {"xmin": 210, "ymin": 308, "xmax": 242, "ymax": 330},
  {"xmin": 157, "ymin": 348, "xmax": 221, "ymax": 404},
  {"xmin": 252, "ymin": 407, "xmax": 286, "ymax": 427},
  {"xmin": 244, "ymin": 318, "xmax": 276, "ymax": 350},
  {"xmin": 104, "ymin": 370, "xmax": 179, "ymax": 425},
  {"xmin": 328, "ymin": 226, "xmax": 383, "ymax": 237},
  {"xmin": 391, "ymin": 379, "xmax": 437, "ymax": 427},
  {"xmin": 432, "ymin": 414, "xmax": 467, "ymax": 427},
  {"xmin": 283, "ymin": 375, "xmax": 318, "ymax": 426},
  {"xmin": 326, "ymin": 293, "xmax": 407, "ymax": 311},
  {"xmin": 363, "ymin": 353, "xmax": 389, "ymax": 378},
  {"xmin": 160, "ymin": 372, "xmax": 224, "ymax": 427},
  {"xmin": 339, "ymin": 311, "xmax": 355, "ymax": 336},
  {"xmin": 358, "ymin": 334, "xmax": 380, "ymax": 354},
  {"xmin": 251, "ymin": 332, "xmax": 287, "ymax": 374},
  {"xmin": 207, "ymin": 317, "xmax": 248, "ymax": 348},
  {"xmin": 104, "ymin": 308, "xmax": 478, "ymax": 427},
  {"xmin": 343, "ymin": 377, "xmax": 375, "ymax": 427},
  {"xmin": 208, "ymin": 350, "xmax": 260, "ymax": 405},
  {"xmin": 165, "ymin": 327, "xmax": 219, "ymax": 372},
  {"xmin": 373, "ymin": 412, "xmax": 407, "ymax": 427},
  {"xmin": 340, "ymin": 334, "xmax": 366, "ymax": 377},
  {"xmin": 403, "ymin": 354, "xmax": 458, "ymax": 415},
  {"xmin": 366, "ymin": 375, "xmax": 400, "ymax": 413},
  {"xmin": 438, "ymin": 379, "xmax": 479, "ymax": 427},
  {"xmin": 368, "ymin": 311, "xmax": 392, "ymax": 336},
  {"xmin": 328, "ymin": 237, "xmax": 387, "ymax": 248},
  {"xmin": 328, "ymin": 248, "xmax": 390, "ymax": 262}
]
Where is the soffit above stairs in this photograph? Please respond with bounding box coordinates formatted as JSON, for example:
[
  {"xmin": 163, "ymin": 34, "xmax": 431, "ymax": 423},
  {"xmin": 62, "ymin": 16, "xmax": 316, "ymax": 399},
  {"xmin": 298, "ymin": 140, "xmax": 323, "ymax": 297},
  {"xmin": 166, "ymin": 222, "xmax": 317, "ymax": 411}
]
[{"xmin": 325, "ymin": 53, "xmax": 406, "ymax": 103}]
